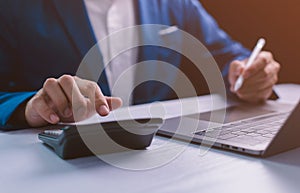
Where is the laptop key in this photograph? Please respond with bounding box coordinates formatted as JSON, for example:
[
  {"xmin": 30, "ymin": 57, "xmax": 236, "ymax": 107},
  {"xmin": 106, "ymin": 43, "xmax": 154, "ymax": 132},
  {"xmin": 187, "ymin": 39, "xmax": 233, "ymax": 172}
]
[
  {"xmin": 220, "ymin": 130, "xmax": 232, "ymax": 135},
  {"xmin": 263, "ymin": 134, "xmax": 275, "ymax": 138},
  {"xmin": 218, "ymin": 133, "xmax": 238, "ymax": 140},
  {"xmin": 231, "ymin": 131, "xmax": 247, "ymax": 136},
  {"xmin": 251, "ymin": 125, "xmax": 268, "ymax": 130},
  {"xmin": 255, "ymin": 130, "xmax": 270, "ymax": 135},
  {"xmin": 246, "ymin": 133, "xmax": 261, "ymax": 137},
  {"xmin": 226, "ymin": 127, "xmax": 242, "ymax": 132},
  {"xmin": 241, "ymin": 128, "xmax": 256, "ymax": 133}
]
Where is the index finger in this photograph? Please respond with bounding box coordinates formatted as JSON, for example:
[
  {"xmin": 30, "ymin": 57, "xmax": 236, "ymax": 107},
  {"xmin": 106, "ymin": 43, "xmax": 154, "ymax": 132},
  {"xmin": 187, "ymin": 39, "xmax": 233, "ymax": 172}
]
[
  {"xmin": 74, "ymin": 76, "xmax": 110, "ymax": 116},
  {"xmin": 57, "ymin": 75, "xmax": 88, "ymax": 117}
]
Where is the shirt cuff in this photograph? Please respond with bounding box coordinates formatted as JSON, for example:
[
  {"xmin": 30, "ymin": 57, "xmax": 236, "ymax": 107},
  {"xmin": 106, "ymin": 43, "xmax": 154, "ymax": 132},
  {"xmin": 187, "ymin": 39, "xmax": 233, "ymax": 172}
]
[{"xmin": 0, "ymin": 92, "xmax": 36, "ymax": 130}]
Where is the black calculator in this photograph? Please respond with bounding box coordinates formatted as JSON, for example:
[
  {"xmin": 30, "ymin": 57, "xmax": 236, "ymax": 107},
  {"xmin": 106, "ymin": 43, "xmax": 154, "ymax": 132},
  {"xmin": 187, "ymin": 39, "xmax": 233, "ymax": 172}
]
[{"xmin": 38, "ymin": 118, "xmax": 163, "ymax": 159}]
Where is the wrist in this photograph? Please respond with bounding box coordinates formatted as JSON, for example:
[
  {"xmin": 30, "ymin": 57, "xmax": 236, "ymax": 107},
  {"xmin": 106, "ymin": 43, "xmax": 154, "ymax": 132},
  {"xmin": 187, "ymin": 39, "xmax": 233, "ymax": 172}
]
[{"xmin": 7, "ymin": 99, "xmax": 30, "ymax": 128}]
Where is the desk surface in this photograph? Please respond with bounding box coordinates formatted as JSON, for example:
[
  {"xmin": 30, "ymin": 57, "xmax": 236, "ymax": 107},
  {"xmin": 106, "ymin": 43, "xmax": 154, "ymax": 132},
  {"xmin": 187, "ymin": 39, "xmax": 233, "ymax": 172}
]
[{"xmin": 1, "ymin": 84, "xmax": 300, "ymax": 193}]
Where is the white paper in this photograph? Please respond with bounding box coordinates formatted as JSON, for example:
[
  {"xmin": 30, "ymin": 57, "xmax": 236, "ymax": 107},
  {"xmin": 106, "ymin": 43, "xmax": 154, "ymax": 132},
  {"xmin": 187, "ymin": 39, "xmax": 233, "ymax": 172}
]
[{"xmin": 62, "ymin": 94, "xmax": 228, "ymax": 125}]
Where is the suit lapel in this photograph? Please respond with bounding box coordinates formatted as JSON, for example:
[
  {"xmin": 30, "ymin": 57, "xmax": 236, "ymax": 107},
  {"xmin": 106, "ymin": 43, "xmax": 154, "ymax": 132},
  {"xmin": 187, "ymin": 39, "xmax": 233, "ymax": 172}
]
[
  {"xmin": 51, "ymin": 0, "xmax": 96, "ymax": 59},
  {"xmin": 51, "ymin": 0, "xmax": 111, "ymax": 96},
  {"xmin": 51, "ymin": 0, "xmax": 176, "ymax": 101},
  {"xmin": 133, "ymin": 0, "xmax": 183, "ymax": 104}
]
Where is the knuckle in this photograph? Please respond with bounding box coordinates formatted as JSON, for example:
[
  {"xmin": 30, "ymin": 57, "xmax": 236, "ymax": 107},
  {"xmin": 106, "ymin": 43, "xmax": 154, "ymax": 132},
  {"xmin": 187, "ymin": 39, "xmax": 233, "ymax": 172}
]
[
  {"xmin": 265, "ymin": 51, "xmax": 273, "ymax": 59},
  {"xmin": 231, "ymin": 60, "xmax": 240, "ymax": 68},
  {"xmin": 95, "ymin": 97, "xmax": 107, "ymax": 105},
  {"xmin": 262, "ymin": 51, "xmax": 273, "ymax": 60},
  {"xmin": 43, "ymin": 78, "xmax": 57, "ymax": 88},
  {"xmin": 263, "ymin": 68, "xmax": 269, "ymax": 77},
  {"xmin": 59, "ymin": 75, "xmax": 74, "ymax": 85},
  {"xmin": 259, "ymin": 52, "xmax": 270, "ymax": 64},
  {"xmin": 73, "ymin": 76, "xmax": 81, "ymax": 81},
  {"xmin": 84, "ymin": 82, "xmax": 99, "ymax": 93},
  {"xmin": 60, "ymin": 74, "xmax": 73, "ymax": 81},
  {"xmin": 260, "ymin": 55, "xmax": 269, "ymax": 64}
]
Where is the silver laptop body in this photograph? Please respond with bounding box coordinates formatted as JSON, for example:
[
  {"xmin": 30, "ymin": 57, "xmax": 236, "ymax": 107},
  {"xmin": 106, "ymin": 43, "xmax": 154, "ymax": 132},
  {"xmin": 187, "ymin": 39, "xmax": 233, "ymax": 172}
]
[{"xmin": 158, "ymin": 100, "xmax": 300, "ymax": 157}]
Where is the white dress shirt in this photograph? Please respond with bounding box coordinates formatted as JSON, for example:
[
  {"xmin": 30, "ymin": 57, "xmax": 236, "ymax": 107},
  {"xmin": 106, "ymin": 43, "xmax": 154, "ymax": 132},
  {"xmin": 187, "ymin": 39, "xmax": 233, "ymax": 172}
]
[{"xmin": 83, "ymin": 0, "xmax": 136, "ymax": 106}]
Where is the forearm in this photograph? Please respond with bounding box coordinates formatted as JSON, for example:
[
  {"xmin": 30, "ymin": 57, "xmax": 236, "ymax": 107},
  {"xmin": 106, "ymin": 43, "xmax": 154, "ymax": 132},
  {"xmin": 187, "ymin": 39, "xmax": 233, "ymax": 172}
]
[{"xmin": 185, "ymin": 0, "xmax": 250, "ymax": 92}]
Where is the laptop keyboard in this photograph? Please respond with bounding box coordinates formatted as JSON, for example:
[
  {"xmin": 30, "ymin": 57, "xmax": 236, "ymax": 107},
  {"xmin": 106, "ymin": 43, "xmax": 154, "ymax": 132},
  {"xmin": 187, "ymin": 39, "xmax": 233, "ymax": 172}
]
[{"xmin": 195, "ymin": 113, "xmax": 290, "ymax": 146}]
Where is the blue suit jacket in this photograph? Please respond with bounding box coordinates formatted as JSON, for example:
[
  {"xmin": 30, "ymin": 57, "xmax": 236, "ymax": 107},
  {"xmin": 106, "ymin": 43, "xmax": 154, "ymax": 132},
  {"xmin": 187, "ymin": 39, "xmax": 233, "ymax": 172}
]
[{"xmin": 0, "ymin": 0, "xmax": 249, "ymax": 128}]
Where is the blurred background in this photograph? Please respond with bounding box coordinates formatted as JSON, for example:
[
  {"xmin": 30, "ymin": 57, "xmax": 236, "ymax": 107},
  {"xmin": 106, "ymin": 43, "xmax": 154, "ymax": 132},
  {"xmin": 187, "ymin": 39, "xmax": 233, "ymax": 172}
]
[{"xmin": 201, "ymin": 0, "xmax": 300, "ymax": 84}]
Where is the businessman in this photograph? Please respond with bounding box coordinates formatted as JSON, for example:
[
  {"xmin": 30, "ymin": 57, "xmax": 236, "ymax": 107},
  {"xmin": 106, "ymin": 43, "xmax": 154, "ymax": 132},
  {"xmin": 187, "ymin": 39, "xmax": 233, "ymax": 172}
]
[{"xmin": 0, "ymin": 0, "xmax": 280, "ymax": 129}]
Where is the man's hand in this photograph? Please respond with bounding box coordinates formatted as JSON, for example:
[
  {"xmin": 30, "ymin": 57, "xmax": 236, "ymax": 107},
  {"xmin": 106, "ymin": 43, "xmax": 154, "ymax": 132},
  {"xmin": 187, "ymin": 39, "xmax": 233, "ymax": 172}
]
[
  {"xmin": 25, "ymin": 75, "xmax": 123, "ymax": 127},
  {"xmin": 229, "ymin": 51, "xmax": 280, "ymax": 103}
]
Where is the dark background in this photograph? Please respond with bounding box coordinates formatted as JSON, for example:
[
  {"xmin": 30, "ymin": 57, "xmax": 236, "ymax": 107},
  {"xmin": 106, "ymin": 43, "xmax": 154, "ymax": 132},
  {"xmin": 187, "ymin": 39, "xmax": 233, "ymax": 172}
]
[{"xmin": 201, "ymin": 0, "xmax": 300, "ymax": 84}]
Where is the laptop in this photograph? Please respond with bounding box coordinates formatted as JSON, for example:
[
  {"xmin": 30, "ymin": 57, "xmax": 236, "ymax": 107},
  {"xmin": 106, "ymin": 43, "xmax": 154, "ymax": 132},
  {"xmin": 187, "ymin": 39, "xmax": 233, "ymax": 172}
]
[{"xmin": 158, "ymin": 100, "xmax": 300, "ymax": 157}]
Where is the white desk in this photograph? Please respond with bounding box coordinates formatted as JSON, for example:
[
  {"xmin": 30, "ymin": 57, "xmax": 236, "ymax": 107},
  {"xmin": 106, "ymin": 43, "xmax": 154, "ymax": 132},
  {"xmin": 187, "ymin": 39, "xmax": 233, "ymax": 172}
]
[{"xmin": 1, "ymin": 84, "xmax": 300, "ymax": 193}]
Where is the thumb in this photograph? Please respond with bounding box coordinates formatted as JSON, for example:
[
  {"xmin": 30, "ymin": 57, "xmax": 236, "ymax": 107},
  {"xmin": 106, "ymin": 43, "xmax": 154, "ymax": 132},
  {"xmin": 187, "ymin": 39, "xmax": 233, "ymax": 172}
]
[
  {"xmin": 229, "ymin": 60, "xmax": 245, "ymax": 85},
  {"xmin": 105, "ymin": 97, "xmax": 123, "ymax": 111}
]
